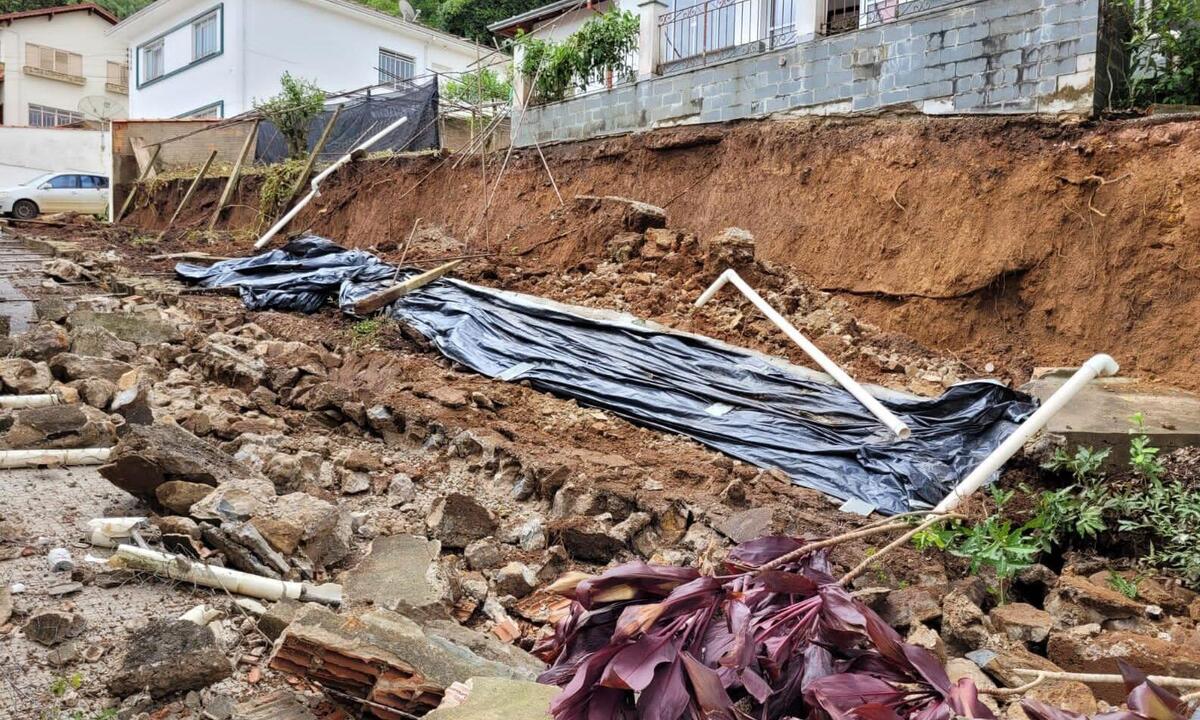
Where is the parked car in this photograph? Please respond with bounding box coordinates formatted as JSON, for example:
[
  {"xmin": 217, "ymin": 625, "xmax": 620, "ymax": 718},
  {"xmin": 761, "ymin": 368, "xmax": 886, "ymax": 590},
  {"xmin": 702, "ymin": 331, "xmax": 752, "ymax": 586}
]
[{"xmin": 0, "ymin": 172, "xmax": 110, "ymax": 220}]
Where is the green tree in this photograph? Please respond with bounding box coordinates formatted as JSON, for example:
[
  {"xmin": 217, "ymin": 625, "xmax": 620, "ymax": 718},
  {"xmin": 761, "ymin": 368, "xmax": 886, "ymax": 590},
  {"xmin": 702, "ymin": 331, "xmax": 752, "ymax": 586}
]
[
  {"xmin": 253, "ymin": 73, "xmax": 326, "ymax": 161},
  {"xmin": 1123, "ymin": 0, "xmax": 1200, "ymax": 106},
  {"xmin": 0, "ymin": 0, "xmax": 154, "ymax": 18}
]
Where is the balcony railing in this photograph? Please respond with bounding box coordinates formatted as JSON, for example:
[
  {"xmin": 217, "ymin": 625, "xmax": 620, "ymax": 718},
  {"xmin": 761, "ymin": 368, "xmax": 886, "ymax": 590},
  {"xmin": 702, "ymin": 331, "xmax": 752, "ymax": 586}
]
[{"xmin": 658, "ymin": 0, "xmax": 799, "ymax": 73}]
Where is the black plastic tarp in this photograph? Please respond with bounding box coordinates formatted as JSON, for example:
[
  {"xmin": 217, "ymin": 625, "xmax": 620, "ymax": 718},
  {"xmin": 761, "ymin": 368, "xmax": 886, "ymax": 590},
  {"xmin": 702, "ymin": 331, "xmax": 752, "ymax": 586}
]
[
  {"xmin": 177, "ymin": 237, "xmax": 1037, "ymax": 515},
  {"xmin": 255, "ymin": 80, "xmax": 440, "ymax": 165}
]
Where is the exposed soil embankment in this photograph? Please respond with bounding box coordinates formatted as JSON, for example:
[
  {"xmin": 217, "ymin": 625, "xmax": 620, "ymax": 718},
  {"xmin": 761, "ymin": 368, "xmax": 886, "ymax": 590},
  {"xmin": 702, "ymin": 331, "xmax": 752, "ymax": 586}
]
[{"xmin": 129, "ymin": 114, "xmax": 1200, "ymax": 390}]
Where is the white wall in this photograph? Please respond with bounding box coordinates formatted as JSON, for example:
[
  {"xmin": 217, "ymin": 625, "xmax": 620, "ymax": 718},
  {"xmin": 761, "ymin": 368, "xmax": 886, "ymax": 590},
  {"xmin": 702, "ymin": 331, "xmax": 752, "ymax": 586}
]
[
  {"xmin": 0, "ymin": 11, "xmax": 128, "ymax": 126},
  {"xmin": 0, "ymin": 127, "xmax": 107, "ymax": 186},
  {"xmin": 118, "ymin": 0, "xmax": 492, "ymax": 121}
]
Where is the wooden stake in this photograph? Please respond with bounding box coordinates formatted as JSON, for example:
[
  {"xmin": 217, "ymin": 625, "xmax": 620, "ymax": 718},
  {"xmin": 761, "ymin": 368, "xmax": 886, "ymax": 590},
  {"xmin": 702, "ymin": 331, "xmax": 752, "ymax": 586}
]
[
  {"xmin": 115, "ymin": 143, "xmax": 161, "ymax": 223},
  {"xmin": 208, "ymin": 120, "xmax": 259, "ymax": 231},
  {"xmin": 165, "ymin": 149, "xmax": 218, "ymax": 229},
  {"xmin": 351, "ymin": 259, "xmax": 463, "ymax": 316},
  {"xmin": 286, "ymin": 104, "xmax": 343, "ymax": 211}
]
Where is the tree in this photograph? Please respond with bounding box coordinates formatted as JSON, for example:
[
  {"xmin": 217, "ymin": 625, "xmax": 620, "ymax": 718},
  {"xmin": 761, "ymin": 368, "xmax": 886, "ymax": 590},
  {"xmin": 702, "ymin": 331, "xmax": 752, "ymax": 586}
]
[
  {"xmin": 0, "ymin": 0, "xmax": 154, "ymax": 18},
  {"xmin": 254, "ymin": 73, "xmax": 327, "ymax": 161},
  {"xmin": 438, "ymin": 0, "xmax": 551, "ymax": 44}
]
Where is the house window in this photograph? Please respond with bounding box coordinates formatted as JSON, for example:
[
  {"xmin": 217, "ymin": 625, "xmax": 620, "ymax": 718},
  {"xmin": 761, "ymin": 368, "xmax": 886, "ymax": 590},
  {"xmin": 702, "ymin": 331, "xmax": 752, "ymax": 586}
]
[
  {"xmin": 193, "ymin": 11, "xmax": 220, "ymax": 61},
  {"xmin": 142, "ymin": 39, "xmax": 165, "ymax": 83},
  {"xmin": 379, "ymin": 49, "xmax": 415, "ymax": 86},
  {"xmin": 177, "ymin": 102, "xmax": 224, "ymax": 119},
  {"xmin": 107, "ymin": 61, "xmax": 130, "ymax": 93},
  {"xmin": 28, "ymin": 104, "xmax": 84, "ymax": 128},
  {"xmin": 25, "ymin": 43, "xmax": 83, "ymax": 79}
]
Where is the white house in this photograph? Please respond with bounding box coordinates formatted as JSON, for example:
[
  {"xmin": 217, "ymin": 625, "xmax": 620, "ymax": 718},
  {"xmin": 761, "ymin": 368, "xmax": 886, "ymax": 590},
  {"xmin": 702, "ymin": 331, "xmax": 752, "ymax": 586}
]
[
  {"xmin": 109, "ymin": 0, "xmax": 497, "ymax": 120},
  {"xmin": 0, "ymin": 3, "xmax": 130, "ymax": 127}
]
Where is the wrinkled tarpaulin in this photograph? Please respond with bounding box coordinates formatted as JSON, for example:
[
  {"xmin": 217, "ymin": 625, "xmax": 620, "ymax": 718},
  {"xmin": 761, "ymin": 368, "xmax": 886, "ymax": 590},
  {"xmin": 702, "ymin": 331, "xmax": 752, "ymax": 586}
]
[{"xmin": 178, "ymin": 237, "xmax": 1037, "ymax": 514}]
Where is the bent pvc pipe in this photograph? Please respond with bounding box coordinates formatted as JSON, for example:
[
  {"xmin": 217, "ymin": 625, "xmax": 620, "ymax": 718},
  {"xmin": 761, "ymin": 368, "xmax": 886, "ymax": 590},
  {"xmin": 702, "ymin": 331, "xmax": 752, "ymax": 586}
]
[
  {"xmin": 695, "ymin": 269, "xmax": 912, "ymax": 440},
  {"xmin": 107, "ymin": 545, "xmax": 342, "ymax": 606},
  {"xmin": 0, "ymin": 447, "xmax": 113, "ymax": 469},
  {"xmin": 933, "ymin": 353, "xmax": 1119, "ymax": 513},
  {"xmin": 0, "ymin": 394, "xmax": 62, "ymax": 409},
  {"xmin": 254, "ymin": 116, "xmax": 410, "ymax": 249}
]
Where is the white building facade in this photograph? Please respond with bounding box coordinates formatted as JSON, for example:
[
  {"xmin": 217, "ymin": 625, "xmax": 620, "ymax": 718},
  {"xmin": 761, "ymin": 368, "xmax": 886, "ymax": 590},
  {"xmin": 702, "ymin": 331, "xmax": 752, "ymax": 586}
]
[
  {"xmin": 110, "ymin": 0, "xmax": 495, "ymax": 120},
  {"xmin": 0, "ymin": 3, "xmax": 129, "ymax": 127}
]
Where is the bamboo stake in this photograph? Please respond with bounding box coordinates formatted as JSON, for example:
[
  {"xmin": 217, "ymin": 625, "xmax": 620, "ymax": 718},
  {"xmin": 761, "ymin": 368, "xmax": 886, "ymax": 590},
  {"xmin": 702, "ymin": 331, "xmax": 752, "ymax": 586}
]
[
  {"xmin": 285, "ymin": 104, "xmax": 343, "ymax": 211},
  {"xmin": 1, "ymin": 447, "xmax": 113, "ymax": 469},
  {"xmin": 115, "ymin": 143, "xmax": 161, "ymax": 223},
  {"xmin": 208, "ymin": 120, "xmax": 259, "ymax": 231},
  {"xmin": 839, "ymin": 514, "xmax": 953, "ymax": 585},
  {"xmin": 1012, "ymin": 669, "xmax": 1200, "ymax": 690},
  {"xmin": 165, "ymin": 150, "xmax": 218, "ymax": 229}
]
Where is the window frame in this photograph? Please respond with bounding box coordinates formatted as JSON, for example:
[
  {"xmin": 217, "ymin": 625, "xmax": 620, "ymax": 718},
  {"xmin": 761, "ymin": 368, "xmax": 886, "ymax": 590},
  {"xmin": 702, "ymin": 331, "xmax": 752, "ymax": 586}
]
[
  {"xmin": 378, "ymin": 48, "xmax": 416, "ymax": 87},
  {"xmin": 192, "ymin": 10, "xmax": 220, "ymax": 62},
  {"xmin": 28, "ymin": 104, "xmax": 84, "ymax": 128},
  {"xmin": 136, "ymin": 4, "xmax": 224, "ymax": 90},
  {"xmin": 175, "ymin": 101, "xmax": 225, "ymax": 119},
  {"xmin": 141, "ymin": 38, "xmax": 165, "ymax": 83},
  {"xmin": 23, "ymin": 42, "xmax": 84, "ymax": 82}
]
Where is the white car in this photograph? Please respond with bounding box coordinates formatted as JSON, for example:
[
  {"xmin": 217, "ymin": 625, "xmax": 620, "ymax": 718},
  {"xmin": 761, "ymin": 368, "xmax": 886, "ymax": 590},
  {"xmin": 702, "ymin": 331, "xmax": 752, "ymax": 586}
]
[{"xmin": 0, "ymin": 172, "xmax": 110, "ymax": 220}]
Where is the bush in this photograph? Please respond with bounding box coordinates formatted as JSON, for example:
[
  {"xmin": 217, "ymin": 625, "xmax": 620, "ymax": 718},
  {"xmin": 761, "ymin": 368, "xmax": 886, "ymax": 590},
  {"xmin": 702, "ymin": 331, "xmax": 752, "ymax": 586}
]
[
  {"xmin": 444, "ymin": 67, "xmax": 512, "ymax": 104},
  {"xmin": 253, "ymin": 73, "xmax": 326, "ymax": 161},
  {"xmin": 516, "ymin": 8, "xmax": 639, "ymax": 104},
  {"xmin": 1124, "ymin": 0, "xmax": 1200, "ymax": 106}
]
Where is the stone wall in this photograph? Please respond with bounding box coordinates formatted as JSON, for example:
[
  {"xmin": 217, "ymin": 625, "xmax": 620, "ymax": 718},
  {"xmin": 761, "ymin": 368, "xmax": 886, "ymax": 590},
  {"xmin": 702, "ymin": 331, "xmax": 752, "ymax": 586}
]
[{"xmin": 515, "ymin": 0, "xmax": 1108, "ymax": 147}]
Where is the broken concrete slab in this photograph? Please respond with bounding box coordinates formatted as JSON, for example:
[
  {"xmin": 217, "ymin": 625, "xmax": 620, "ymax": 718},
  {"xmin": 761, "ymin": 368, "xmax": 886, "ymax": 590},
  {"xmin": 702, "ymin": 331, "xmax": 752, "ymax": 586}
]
[
  {"xmin": 343, "ymin": 535, "xmax": 450, "ymax": 618},
  {"xmin": 67, "ymin": 308, "xmax": 184, "ymax": 346},
  {"xmin": 99, "ymin": 422, "xmax": 255, "ymax": 499},
  {"xmin": 425, "ymin": 677, "xmax": 559, "ymax": 720},
  {"xmin": 270, "ymin": 605, "xmax": 544, "ymax": 719},
  {"xmin": 108, "ymin": 619, "xmax": 233, "ymax": 698},
  {"xmin": 1024, "ymin": 373, "xmax": 1200, "ymax": 467}
]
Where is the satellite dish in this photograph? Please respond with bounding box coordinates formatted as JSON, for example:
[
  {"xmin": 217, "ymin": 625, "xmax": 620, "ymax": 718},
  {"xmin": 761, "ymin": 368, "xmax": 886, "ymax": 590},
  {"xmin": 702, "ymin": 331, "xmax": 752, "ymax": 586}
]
[
  {"xmin": 399, "ymin": 0, "xmax": 418, "ymax": 21},
  {"xmin": 78, "ymin": 95, "xmax": 121, "ymax": 121}
]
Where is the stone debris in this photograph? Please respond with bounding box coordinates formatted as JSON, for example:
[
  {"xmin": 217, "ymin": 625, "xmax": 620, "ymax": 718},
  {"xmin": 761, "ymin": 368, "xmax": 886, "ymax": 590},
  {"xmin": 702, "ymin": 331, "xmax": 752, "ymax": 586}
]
[
  {"xmin": 99, "ymin": 422, "xmax": 253, "ymax": 499},
  {"xmin": 0, "ymin": 358, "xmax": 53, "ymax": 394},
  {"xmin": 343, "ymin": 535, "xmax": 451, "ymax": 618},
  {"xmin": 427, "ymin": 493, "xmax": 498, "ymax": 549},
  {"xmin": 108, "ymin": 619, "xmax": 233, "ymax": 697},
  {"xmin": 424, "ymin": 676, "xmax": 559, "ymax": 720},
  {"xmin": 23, "ymin": 609, "xmax": 86, "ymax": 646}
]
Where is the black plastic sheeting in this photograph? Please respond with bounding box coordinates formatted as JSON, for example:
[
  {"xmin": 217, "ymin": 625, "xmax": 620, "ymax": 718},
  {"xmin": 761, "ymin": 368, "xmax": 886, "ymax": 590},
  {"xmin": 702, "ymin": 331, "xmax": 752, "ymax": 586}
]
[
  {"xmin": 177, "ymin": 237, "xmax": 1037, "ymax": 515},
  {"xmin": 255, "ymin": 80, "xmax": 440, "ymax": 165}
]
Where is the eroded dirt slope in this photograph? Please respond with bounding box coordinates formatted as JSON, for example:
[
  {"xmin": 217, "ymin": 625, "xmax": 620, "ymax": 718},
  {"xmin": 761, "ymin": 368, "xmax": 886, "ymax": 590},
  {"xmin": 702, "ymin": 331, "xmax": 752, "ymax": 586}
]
[{"xmin": 128, "ymin": 115, "xmax": 1200, "ymax": 390}]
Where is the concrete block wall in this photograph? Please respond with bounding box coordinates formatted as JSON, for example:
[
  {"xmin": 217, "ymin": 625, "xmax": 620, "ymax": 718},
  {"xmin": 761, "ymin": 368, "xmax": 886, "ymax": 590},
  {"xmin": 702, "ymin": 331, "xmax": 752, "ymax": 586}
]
[{"xmin": 515, "ymin": 0, "xmax": 1104, "ymax": 147}]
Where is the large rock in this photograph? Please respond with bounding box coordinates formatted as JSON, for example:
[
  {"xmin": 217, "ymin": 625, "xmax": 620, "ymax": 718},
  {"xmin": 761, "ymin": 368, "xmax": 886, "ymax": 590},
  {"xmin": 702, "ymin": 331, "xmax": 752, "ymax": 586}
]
[
  {"xmin": 67, "ymin": 309, "xmax": 184, "ymax": 346},
  {"xmin": 559, "ymin": 520, "xmax": 625, "ymax": 563},
  {"xmin": 49, "ymin": 353, "xmax": 133, "ymax": 384},
  {"xmin": 425, "ymin": 677, "xmax": 559, "ymax": 720},
  {"xmin": 343, "ymin": 535, "xmax": 450, "ymax": 618},
  {"xmin": 69, "ymin": 325, "xmax": 137, "ymax": 361},
  {"xmin": 99, "ymin": 423, "xmax": 255, "ymax": 499},
  {"xmin": 2, "ymin": 404, "xmax": 116, "ymax": 450},
  {"xmin": 704, "ymin": 227, "xmax": 756, "ymax": 270},
  {"xmin": 12, "ymin": 322, "xmax": 69, "ymax": 361},
  {"xmin": 23, "ymin": 609, "xmax": 86, "ymax": 646},
  {"xmin": 108, "ymin": 619, "xmax": 233, "ymax": 698},
  {"xmin": 989, "ymin": 602, "xmax": 1052, "ymax": 644},
  {"xmin": 0, "ymin": 359, "xmax": 53, "ymax": 394},
  {"xmin": 1047, "ymin": 626, "xmax": 1200, "ymax": 703},
  {"xmin": 941, "ymin": 589, "xmax": 992, "ymax": 651},
  {"xmin": 1044, "ymin": 574, "xmax": 1149, "ymax": 628},
  {"xmin": 876, "ymin": 586, "xmax": 943, "ymax": 629},
  {"xmin": 427, "ymin": 494, "xmax": 498, "ymax": 549},
  {"xmin": 156, "ymin": 480, "xmax": 217, "ymax": 515},
  {"xmin": 251, "ymin": 491, "xmax": 345, "ymax": 566}
]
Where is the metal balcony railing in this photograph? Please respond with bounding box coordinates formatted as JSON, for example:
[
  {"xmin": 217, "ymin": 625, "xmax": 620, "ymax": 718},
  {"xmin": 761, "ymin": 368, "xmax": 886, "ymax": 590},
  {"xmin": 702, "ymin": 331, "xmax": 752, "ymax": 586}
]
[{"xmin": 658, "ymin": 0, "xmax": 800, "ymax": 72}]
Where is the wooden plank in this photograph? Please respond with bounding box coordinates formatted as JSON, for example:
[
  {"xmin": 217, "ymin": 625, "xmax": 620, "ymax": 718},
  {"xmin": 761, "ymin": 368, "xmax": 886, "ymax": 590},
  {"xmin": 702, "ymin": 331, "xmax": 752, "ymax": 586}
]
[
  {"xmin": 351, "ymin": 259, "xmax": 463, "ymax": 316},
  {"xmin": 165, "ymin": 149, "xmax": 219, "ymax": 229},
  {"xmin": 115, "ymin": 143, "xmax": 161, "ymax": 223},
  {"xmin": 285, "ymin": 104, "xmax": 343, "ymax": 211},
  {"xmin": 208, "ymin": 120, "xmax": 259, "ymax": 231}
]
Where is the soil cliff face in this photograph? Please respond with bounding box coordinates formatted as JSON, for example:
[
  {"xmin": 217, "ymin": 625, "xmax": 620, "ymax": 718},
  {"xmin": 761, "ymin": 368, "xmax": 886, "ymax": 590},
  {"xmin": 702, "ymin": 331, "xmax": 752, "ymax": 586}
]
[{"xmin": 131, "ymin": 114, "xmax": 1200, "ymax": 390}]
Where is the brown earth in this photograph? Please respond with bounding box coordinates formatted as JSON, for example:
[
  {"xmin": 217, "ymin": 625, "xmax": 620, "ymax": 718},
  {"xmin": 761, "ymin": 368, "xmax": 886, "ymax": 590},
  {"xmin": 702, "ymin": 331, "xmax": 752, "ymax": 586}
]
[{"xmin": 124, "ymin": 114, "xmax": 1200, "ymax": 392}]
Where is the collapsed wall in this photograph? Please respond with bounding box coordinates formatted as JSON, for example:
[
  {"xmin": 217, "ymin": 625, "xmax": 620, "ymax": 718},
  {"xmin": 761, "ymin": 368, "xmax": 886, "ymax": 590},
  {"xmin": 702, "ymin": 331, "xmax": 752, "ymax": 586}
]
[{"xmin": 128, "ymin": 114, "xmax": 1200, "ymax": 391}]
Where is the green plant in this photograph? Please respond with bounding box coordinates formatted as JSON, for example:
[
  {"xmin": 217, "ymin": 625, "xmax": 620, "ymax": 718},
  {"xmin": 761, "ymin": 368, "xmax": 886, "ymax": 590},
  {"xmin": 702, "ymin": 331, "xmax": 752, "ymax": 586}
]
[
  {"xmin": 1042, "ymin": 445, "xmax": 1111, "ymax": 483},
  {"xmin": 1128, "ymin": 412, "xmax": 1165, "ymax": 482},
  {"xmin": 1106, "ymin": 570, "xmax": 1140, "ymax": 599},
  {"xmin": 350, "ymin": 318, "xmax": 393, "ymax": 348},
  {"xmin": 256, "ymin": 157, "xmax": 307, "ymax": 224},
  {"xmin": 444, "ymin": 67, "xmax": 512, "ymax": 104},
  {"xmin": 49, "ymin": 672, "xmax": 83, "ymax": 698},
  {"xmin": 515, "ymin": 9, "xmax": 639, "ymax": 104},
  {"xmin": 253, "ymin": 73, "xmax": 326, "ymax": 160},
  {"xmin": 1123, "ymin": 0, "xmax": 1200, "ymax": 107}
]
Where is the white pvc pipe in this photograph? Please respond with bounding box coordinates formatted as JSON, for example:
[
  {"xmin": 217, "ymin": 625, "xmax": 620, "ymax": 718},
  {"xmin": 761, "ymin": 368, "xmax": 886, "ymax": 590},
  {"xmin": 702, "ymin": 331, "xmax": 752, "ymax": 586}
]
[
  {"xmin": 933, "ymin": 353, "xmax": 1119, "ymax": 513},
  {"xmin": 0, "ymin": 447, "xmax": 113, "ymax": 469},
  {"xmin": 106, "ymin": 545, "xmax": 342, "ymax": 606},
  {"xmin": 695, "ymin": 269, "xmax": 912, "ymax": 440},
  {"xmin": 253, "ymin": 116, "xmax": 409, "ymax": 249},
  {"xmin": 0, "ymin": 394, "xmax": 62, "ymax": 409}
]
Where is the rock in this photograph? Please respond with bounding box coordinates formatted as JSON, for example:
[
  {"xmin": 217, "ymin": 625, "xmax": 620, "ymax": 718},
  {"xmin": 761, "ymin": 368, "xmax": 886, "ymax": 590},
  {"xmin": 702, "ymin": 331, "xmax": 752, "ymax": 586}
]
[
  {"xmin": 190, "ymin": 478, "xmax": 272, "ymax": 523},
  {"xmin": 608, "ymin": 512, "xmax": 652, "ymax": 544},
  {"xmin": 69, "ymin": 325, "xmax": 137, "ymax": 361},
  {"xmin": 232, "ymin": 690, "xmax": 317, "ymax": 720},
  {"xmin": 906, "ymin": 622, "xmax": 946, "ymax": 662},
  {"xmin": 516, "ymin": 517, "xmax": 547, "ymax": 552},
  {"xmin": 465, "ymin": 539, "xmax": 505, "ymax": 570},
  {"xmin": 559, "ymin": 520, "xmax": 625, "ymax": 563},
  {"xmin": 251, "ymin": 492, "xmax": 341, "ymax": 557},
  {"xmin": 493, "ymin": 562, "xmax": 537, "ymax": 600},
  {"xmin": 67, "ymin": 309, "xmax": 184, "ymax": 346},
  {"xmin": 99, "ymin": 423, "xmax": 254, "ymax": 500},
  {"xmin": 13, "ymin": 322, "xmax": 69, "ymax": 361},
  {"xmin": 264, "ymin": 451, "xmax": 323, "ymax": 493},
  {"xmin": 339, "ymin": 469, "xmax": 372, "ymax": 495},
  {"xmin": 35, "ymin": 296, "xmax": 70, "ymax": 323},
  {"xmin": 945, "ymin": 658, "xmax": 1001, "ymax": 713},
  {"xmin": 3, "ymin": 404, "xmax": 116, "ymax": 449},
  {"xmin": 1086, "ymin": 570, "xmax": 1198, "ymax": 615},
  {"xmin": 42, "ymin": 258, "xmax": 86, "ymax": 281},
  {"xmin": 424, "ymin": 677, "xmax": 560, "ymax": 720},
  {"xmin": 339, "ymin": 448, "xmax": 384, "ymax": 472},
  {"xmin": 108, "ymin": 619, "xmax": 233, "ymax": 698},
  {"xmin": 270, "ymin": 606, "xmax": 544, "ymax": 716},
  {"xmin": 69, "ymin": 377, "xmax": 116, "ymax": 409},
  {"xmin": 989, "ymin": 602, "xmax": 1052, "ymax": 644},
  {"xmin": 111, "ymin": 368, "xmax": 154, "ymax": 425},
  {"xmin": 941, "ymin": 589, "xmax": 992, "ymax": 651},
  {"xmin": 704, "ymin": 227, "xmax": 756, "ymax": 270},
  {"xmin": 48, "ymin": 353, "xmax": 133, "ymax": 383},
  {"xmin": 601, "ymin": 196, "xmax": 666, "ymax": 232},
  {"xmin": 47, "ymin": 639, "xmax": 80, "ymax": 666},
  {"xmin": 0, "ymin": 359, "xmax": 53, "ymax": 394},
  {"xmin": 427, "ymin": 493, "xmax": 498, "ymax": 549},
  {"xmin": 23, "ymin": 609, "xmax": 86, "ymax": 646},
  {"xmin": 0, "ymin": 586, "xmax": 10, "ymax": 625},
  {"xmin": 46, "ymin": 581, "xmax": 83, "ymax": 597},
  {"xmin": 1047, "ymin": 627, "xmax": 1200, "ymax": 703},
  {"xmin": 606, "ymin": 232, "xmax": 643, "ymax": 262},
  {"xmin": 257, "ymin": 599, "xmax": 306, "ymax": 641},
  {"xmin": 876, "ymin": 586, "xmax": 943, "ymax": 629},
  {"xmin": 156, "ymin": 480, "xmax": 215, "ymax": 515},
  {"xmin": 1005, "ymin": 678, "xmax": 1098, "ymax": 720},
  {"xmin": 343, "ymin": 535, "xmax": 450, "ymax": 619},
  {"xmin": 1044, "ymin": 574, "xmax": 1148, "ymax": 628},
  {"xmin": 203, "ymin": 693, "xmax": 236, "ymax": 720},
  {"xmin": 430, "ymin": 386, "xmax": 469, "ymax": 409},
  {"xmin": 155, "ymin": 516, "xmax": 201, "ymax": 540},
  {"xmin": 387, "ymin": 474, "xmax": 416, "ymax": 506},
  {"xmin": 716, "ymin": 507, "xmax": 775, "ymax": 543}
]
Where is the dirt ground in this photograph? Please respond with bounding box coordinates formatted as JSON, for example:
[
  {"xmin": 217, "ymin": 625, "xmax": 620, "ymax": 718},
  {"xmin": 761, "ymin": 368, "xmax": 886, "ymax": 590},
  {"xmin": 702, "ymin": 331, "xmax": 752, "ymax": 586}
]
[{"xmin": 124, "ymin": 114, "xmax": 1200, "ymax": 393}]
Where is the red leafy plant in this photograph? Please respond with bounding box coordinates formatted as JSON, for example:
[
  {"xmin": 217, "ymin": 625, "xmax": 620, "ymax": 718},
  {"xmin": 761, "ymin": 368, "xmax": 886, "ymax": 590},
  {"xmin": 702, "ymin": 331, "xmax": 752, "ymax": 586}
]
[
  {"xmin": 1021, "ymin": 661, "xmax": 1199, "ymax": 720},
  {"xmin": 533, "ymin": 536, "xmax": 997, "ymax": 720}
]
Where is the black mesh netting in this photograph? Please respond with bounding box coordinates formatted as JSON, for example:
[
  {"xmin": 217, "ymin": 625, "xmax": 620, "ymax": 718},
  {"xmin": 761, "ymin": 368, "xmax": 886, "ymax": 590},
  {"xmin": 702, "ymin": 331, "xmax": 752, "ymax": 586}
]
[{"xmin": 255, "ymin": 80, "xmax": 440, "ymax": 164}]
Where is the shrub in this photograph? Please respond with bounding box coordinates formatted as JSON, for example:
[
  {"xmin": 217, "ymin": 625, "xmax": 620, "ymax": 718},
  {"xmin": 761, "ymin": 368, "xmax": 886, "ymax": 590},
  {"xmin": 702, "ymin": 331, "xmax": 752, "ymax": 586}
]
[
  {"xmin": 516, "ymin": 9, "xmax": 639, "ymax": 104},
  {"xmin": 444, "ymin": 67, "xmax": 512, "ymax": 104},
  {"xmin": 1124, "ymin": 0, "xmax": 1200, "ymax": 106},
  {"xmin": 254, "ymin": 73, "xmax": 326, "ymax": 161}
]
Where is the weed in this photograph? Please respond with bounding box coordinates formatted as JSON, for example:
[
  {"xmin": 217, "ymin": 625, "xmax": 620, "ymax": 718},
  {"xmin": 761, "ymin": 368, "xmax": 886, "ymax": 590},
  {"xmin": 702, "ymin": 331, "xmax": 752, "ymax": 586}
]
[
  {"xmin": 349, "ymin": 318, "xmax": 393, "ymax": 348},
  {"xmin": 1128, "ymin": 412, "xmax": 1165, "ymax": 482},
  {"xmin": 1042, "ymin": 445, "xmax": 1110, "ymax": 483},
  {"xmin": 129, "ymin": 235, "xmax": 159, "ymax": 247},
  {"xmin": 49, "ymin": 672, "xmax": 83, "ymax": 697},
  {"xmin": 257, "ymin": 158, "xmax": 307, "ymax": 227},
  {"xmin": 1107, "ymin": 571, "xmax": 1140, "ymax": 599}
]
